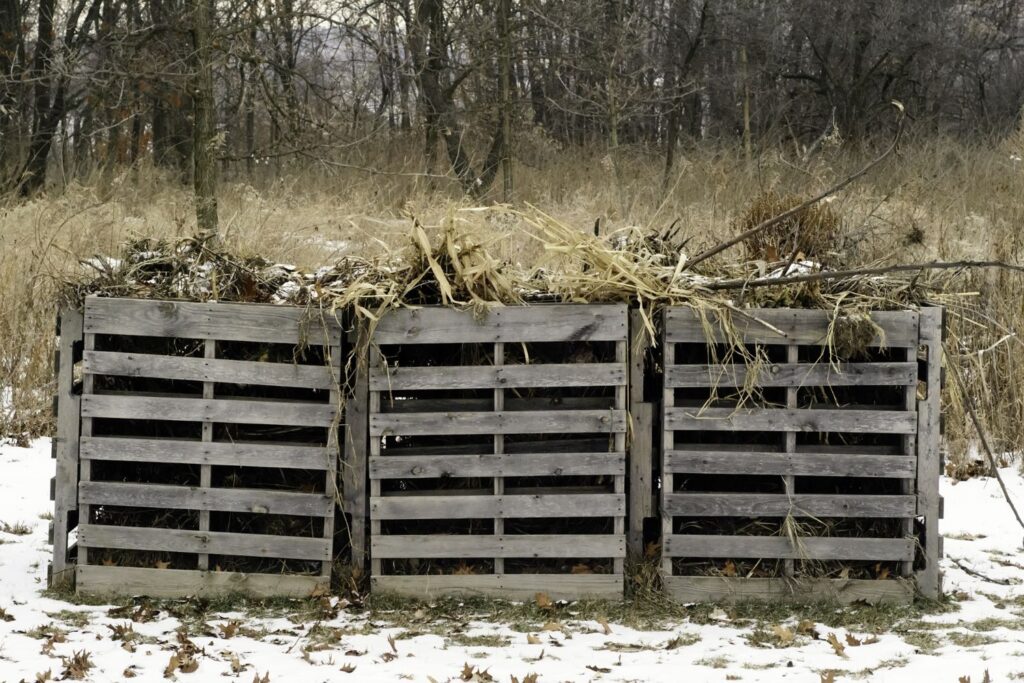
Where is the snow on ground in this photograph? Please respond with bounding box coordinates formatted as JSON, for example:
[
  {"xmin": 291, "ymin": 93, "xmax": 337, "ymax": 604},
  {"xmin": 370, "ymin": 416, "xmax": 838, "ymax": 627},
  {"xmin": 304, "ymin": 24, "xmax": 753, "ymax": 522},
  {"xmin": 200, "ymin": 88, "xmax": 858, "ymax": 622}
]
[{"xmin": 2, "ymin": 439, "xmax": 1024, "ymax": 682}]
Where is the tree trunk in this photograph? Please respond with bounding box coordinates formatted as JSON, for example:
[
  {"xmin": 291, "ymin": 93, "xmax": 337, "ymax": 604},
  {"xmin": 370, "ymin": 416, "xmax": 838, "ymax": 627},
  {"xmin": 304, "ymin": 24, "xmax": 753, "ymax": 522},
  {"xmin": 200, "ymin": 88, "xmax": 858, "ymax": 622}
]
[
  {"xmin": 19, "ymin": 0, "xmax": 58, "ymax": 196},
  {"xmin": 498, "ymin": 0, "xmax": 513, "ymax": 202},
  {"xmin": 189, "ymin": 0, "xmax": 218, "ymax": 236}
]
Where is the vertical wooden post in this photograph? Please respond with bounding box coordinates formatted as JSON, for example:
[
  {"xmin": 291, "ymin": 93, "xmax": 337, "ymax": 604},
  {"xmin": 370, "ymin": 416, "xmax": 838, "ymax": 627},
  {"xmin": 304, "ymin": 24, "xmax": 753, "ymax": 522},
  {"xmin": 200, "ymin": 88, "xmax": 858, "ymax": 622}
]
[
  {"xmin": 368, "ymin": 343, "xmax": 383, "ymax": 580},
  {"xmin": 900, "ymin": 343, "xmax": 918, "ymax": 578},
  {"xmin": 493, "ymin": 342, "xmax": 505, "ymax": 577},
  {"xmin": 76, "ymin": 331, "xmax": 96, "ymax": 580},
  {"xmin": 916, "ymin": 307, "xmax": 943, "ymax": 598},
  {"xmin": 783, "ymin": 343, "xmax": 798, "ymax": 578},
  {"xmin": 660, "ymin": 326, "xmax": 674, "ymax": 578},
  {"xmin": 614, "ymin": 339, "xmax": 627, "ymax": 577},
  {"xmin": 51, "ymin": 308, "xmax": 82, "ymax": 586},
  {"xmin": 343, "ymin": 330, "xmax": 369, "ymax": 568},
  {"xmin": 197, "ymin": 339, "xmax": 214, "ymax": 571},
  {"xmin": 627, "ymin": 309, "xmax": 652, "ymax": 558},
  {"xmin": 323, "ymin": 341, "xmax": 341, "ymax": 579}
]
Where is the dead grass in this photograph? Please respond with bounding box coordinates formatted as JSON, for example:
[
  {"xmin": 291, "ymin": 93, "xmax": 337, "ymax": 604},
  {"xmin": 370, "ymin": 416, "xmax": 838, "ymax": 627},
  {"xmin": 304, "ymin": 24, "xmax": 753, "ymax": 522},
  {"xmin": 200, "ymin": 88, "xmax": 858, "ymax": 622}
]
[{"xmin": 3, "ymin": 134, "xmax": 1024, "ymax": 469}]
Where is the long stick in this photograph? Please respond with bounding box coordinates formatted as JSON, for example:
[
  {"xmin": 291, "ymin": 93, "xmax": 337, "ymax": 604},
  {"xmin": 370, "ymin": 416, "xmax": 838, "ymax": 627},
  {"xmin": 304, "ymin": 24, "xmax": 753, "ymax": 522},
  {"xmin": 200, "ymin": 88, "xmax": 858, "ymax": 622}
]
[
  {"xmin": 946, "ymin": 350, "xmax": 1024, "ymax": 535},
  {"xmin": 705, "ymin": 259, "xmax": 1024, "ymax": 291},
  {"xmin": 684, "ymin": 106, "xmax": 905, "ymax": 272}
]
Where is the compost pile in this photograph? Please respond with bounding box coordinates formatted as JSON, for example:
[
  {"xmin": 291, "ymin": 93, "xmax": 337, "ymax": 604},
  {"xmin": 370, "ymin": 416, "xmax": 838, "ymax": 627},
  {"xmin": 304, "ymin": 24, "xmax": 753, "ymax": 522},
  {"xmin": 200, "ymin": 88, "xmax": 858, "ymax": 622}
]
[{"xmin": 60, "ymin": 207, "xmax": 980, "ymax": 582}]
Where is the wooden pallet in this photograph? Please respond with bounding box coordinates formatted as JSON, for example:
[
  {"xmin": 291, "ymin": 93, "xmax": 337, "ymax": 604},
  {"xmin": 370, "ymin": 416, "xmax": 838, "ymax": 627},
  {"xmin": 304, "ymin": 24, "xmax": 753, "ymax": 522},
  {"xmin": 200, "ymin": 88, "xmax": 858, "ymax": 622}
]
[
  {"xmin": 72, "ymin": 296, "xmax": 346, "ymax": 597},
  {"xmin": 367, "ymin": 304, "xmax": 629, "ymax": 599},
  {"xmin": 660, "ymin": 307, "xmax": 942, "ymax": 603}
]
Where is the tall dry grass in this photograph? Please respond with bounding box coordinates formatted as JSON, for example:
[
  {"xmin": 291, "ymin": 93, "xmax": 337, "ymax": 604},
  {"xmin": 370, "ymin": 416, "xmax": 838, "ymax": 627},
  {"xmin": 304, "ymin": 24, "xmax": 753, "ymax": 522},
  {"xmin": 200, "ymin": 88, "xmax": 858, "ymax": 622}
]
[{"xmin": 3, "ymin": 131, "xmax": 1024, "ymax": 469}]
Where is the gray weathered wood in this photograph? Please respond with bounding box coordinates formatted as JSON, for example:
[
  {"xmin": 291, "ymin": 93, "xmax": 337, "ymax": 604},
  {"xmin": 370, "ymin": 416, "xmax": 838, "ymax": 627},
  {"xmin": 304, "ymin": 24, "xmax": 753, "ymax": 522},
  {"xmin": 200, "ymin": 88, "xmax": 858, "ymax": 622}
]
[
  {"xmin": 665, "ymin": 407, "xmax": 917, "ymax": 434},
  {"xmin": 372, "ymin": 534, "xmax": 625, "ymax": 558},
  {"xmin": 80, "ymin": 437, "xmax": 331, "ymax": 469},
  {"xmin": 916, "ymin": 307, "xmax": 943, "ymax": 599},
  {"xmin": 84, "ymin": 296, "xmax": 342, "ymax": 345},
  {"xmin": 369, "ymin": 452, "xmax": 625, "ymax": 479},
  {"xmin": 663, "ymin": 576, "xmax": 914, "ymax": 605},
  {"xmin": 81, "ymin": 394, "xmax": 336, "ymax": 427},
  {"xmin": 377, "ymin": 396, "xmax": 615, "ymax": 414},
  {"xmin": 371, "ymin": 304, "xmax": 628, "ymax": 345},
  {"xmin": 663, "ymin": 493, "xmax": 915, "ymax": 518},
  {"xmin": 79, "ymin": 481, "xmax": 332, "ymax": 516},
  {"xmin": 372, "ymin": 573, "xmax": 623, "ymax": 600},
  {"xmin": 370, "ymin": 363, "xmax": 624, "ymax": 391},
  {"xmin": 664, "ymin": 307, "xmax": 919, "ymax": 347},
  {"xmin": 51, "ymin": 308, "xmax": 83, "ymax": 582},
  {"xmin": 76, "ymin": 565, "xmax": 326, "ymax": 598},
  {"xmin": 77, "ymin": 524, "xmax": 331, "ymax": 561},
  {"xmin": 664, "ymin": 535, "xmax": 914, "ymax": 561},
  {"xmin": 370, "ymin": 409, "xmax": 626, "ymax": 437},
  {"xmin": 84, "ymin": 350, "xmax": 336, "ymax": 389},
  {"xmin": 665, "ymin": 362, "xmax": 918, "ymax": 388},
  {"xmin": 664, "ymin": 451, "xmax": 917, "ymax": 478},
  {"xmin": 371, "ymin": 493, "xmax": 625, "ymax": 520},
  {"xmin": 627, "ymin": 403, "xmax": 653, "ymax": 557},
  {"xmin": 343, "ymin": 325, "xmax": 370, "ymax": 567}
]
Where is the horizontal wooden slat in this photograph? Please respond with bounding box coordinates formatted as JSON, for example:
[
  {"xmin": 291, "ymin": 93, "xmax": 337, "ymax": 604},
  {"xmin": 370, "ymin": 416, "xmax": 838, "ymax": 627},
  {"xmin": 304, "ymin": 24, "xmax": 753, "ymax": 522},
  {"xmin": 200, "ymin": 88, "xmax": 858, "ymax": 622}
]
[
  {"xmin": 78, "ymin": 524, "xmax": 330, "ymax": 561},
  {"xmin": 372, "ymin": 493, "xmax": 625, "ymax": 519},
  {"xmin": 370, "ymin": 409, "xmax": 626, "ymax": 436},
  {"xmin": 663, "ymin": 576, "xmax": 913, "ymax": 605},
  {"xmin": 370, "ymin": 363, "xmax": 625, "ymax": 390},
  {"xmin": 84, "ymin": 296, "xmax": 341, "ymax": 345},
  {"xmin": 664, "ymin": 451, "xmax": 916, "ymax": 478},
  {"xmin": 370, "ymin": 452, "xmax": 624, "ymax": 479},
  {"xmin": 665, "ymin": 407, "xmax": 916, "ymax": 434},
  {"xmin": 664, "ymin": 535, "xmax": 913, "ymax": 561},
  {"xmin": 76, "ymin": 565, "xmax": 326, "ymax": 598},
  {"xmin": 665, "ymin": 308, "xmax": 919, "ymax": 347},
  {"xmin": 79, "ymin": 481, "xmax": 332, "ymax": 517},
  {"xmin": 663, "ymin": 493, "xmax": 915, "ymax": 518},
  {"xmin": 665, "ymin": 362, "xmax": 918, "ymax": 388},
  {"xmin": 379, "ymin": 396, "xmax": 615, "ymax": 414},
  {"xmin": 80, "ymin": 437, "xmax": 332, "ymax": 470},
  {"xmin": 372, "ymin": 534, "xmax": 624, "ymax": 559},
  {"xmin": 371, "ymin": 573, "xmax": 623, "ymax": 600},
  {"xmin": 84, "ymin": 350, "xmax": 336, "ymax": 390},
  {"xmin": 372, "ymin": 304, "xmax": 627, "ymax": 344},
  {"xmin": 82, "ymin": 394, "xmax": 335, "ymax": 427}
]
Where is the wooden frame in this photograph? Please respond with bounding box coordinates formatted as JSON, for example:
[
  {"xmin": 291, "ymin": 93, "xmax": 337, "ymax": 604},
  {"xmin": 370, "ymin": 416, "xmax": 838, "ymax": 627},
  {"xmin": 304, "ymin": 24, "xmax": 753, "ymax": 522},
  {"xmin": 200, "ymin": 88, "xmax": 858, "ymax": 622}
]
[
  {"xmin": 660, "ymin": 307, "xmax": 942, "ymax": 604},
  {"xmin": 70, "ymin": 296, "xmax": 346, "ymax": 597},
  {"xmin": 367, "ymin": 304, "xmax": 629, "ymax": 599}
]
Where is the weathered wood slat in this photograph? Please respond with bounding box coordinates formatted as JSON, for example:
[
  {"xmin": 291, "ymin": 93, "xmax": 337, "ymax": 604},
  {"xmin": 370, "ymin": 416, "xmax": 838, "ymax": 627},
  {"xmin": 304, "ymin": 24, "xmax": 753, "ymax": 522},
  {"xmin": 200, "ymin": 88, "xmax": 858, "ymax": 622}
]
[
  {"xmin": 371, "ymin": 573, "xmax": 623, "ymax": 600},
  {"xmin": 84, "ymin": 296, "xmax": 341, "ymax": 345},
  {"xmin": 81, "ymin": 394, "xmax": 335, "ymax": 427},
  {"xmin": 370, "ymin": 363, "xmax": 625, "ymax": 390},
  {"xmin": 666, "ymin": 362, "xmax": 918, "ymax": 388},
  {"xmin": 76, "ymin": 565, "xmax": 326, "ymax": 598},
  {"xmin": 664, "ymin": 451, "xmax": 917, "ymax": 478},
  {"xmin": 84, "ymin": 350, "xmax": 336, "ymax": 390},
  {"xmin": 79, "ymin": 481, "xmax": 332, "ymax": 516},
  {"xmin": 78, "ymin": 524, "xmax": 330, "ymax": 561},
  {"xmin": 664, "ymin": 535, "xmax": 913, "ymax": 561},
  {"xmin": 663, "ymin": 493, "xmax": 915, "ymax": 518},
  {"xmin": 915, "ymin": 307, "xmax": 943, "ymax": 599},
  {"xmin": 664, "ymin": 308, "xmax": 919, "ymax": 347},
  {"xmin": 665, "ymin": 407, "xmax": 916, "ymax": 434},
  {"xmin": 378, "ymin": 396, "xmax": 615, "ymax": 414},
  {"xmin": 369, "ymin": 452, "xmax": 624, "ymax": 479},
  {"xmin": 52, "ymin": 308, "xmax": 83, "ymax": 582},
  {"xmin": 370, "ymin": 409, "xmax": 626, "ymax": 437},
  {"xmin": 372, "ymin": 493, "xmax": 625, "ymax": 520},
  {"xmin": 80, "ymin": 436, "xmax": 331, "ymax": 470},
  {"xmin": 372, "ymin": 534, "xmax": 625, "ymax": 559},
  {"xmin": 372, "ymin": 304, "xmax": 628, "ymax": 344},
  {"xmin": 663, "ymin": 576, "xmax": 914, "ymax": 605}
]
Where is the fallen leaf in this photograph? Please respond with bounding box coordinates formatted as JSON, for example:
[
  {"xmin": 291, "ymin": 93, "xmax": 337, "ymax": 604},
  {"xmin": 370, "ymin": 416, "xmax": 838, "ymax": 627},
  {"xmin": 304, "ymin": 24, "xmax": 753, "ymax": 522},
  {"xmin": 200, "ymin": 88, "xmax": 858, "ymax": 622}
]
[
  {"xmin": 219, "ymin": 620, "xmax": 241, "ymax": 639},
  {"xmin": 534, "ymin": 593, "xmax": 553, "ymax": 611},
  {"xmin": 154, "ymin": 560, "xmax": 171, "ymax": 570},
  {"xmin": 541, "ymin": 621, "xmax": 563, "ymax": 632},
  {"xmin": 821, "ymin": 672, "xmax": 836, "ymax": 683},
  {"xmin": 587, "ymin": 664, "xmax": 612, "ymax": 673},
  {"xmin": 380, "ymin": 652, "xmax": 397, "ymax": 663},
  {"xmin": 252, "ymin": 673, "xmax": 270, "ymax": 683},
  {"xmin": 526, "ymin": 634, "xmax": 541, "ymax": 645},
  {"xmin": 722, "ymin": 559, "xmax": 737, "ymax": 577},
  {"xmin": 845, "ymin": 633, "xmax": 862, "ymax": 647},
  {"xmin": 387, "ymin": 634, "xmax": 398, "ymax": 653},
  {"xmin": 597, "ymin": 617, "xmax": 611, "ymax": 635},
  {"xmin": 773, "ymin": 624, "xmax": 795, "ymax": 646},
  {"xmin": 340, "ymin": 663, "xmax": 356, "ymax": 673},
  {"xmin": 826, "ymin": 633, "xmax": 847, "ymax": 658},
  {"xmin": 34, "ymin": 670, "xmax": 52, "ymax": 683},
  {"xmin": 122, "ymin": 666, "xmax": 138, "ymax": 678},
  {"xmin": 571, "ymin": 563, "xmax": 593, "ymax": 574}
]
